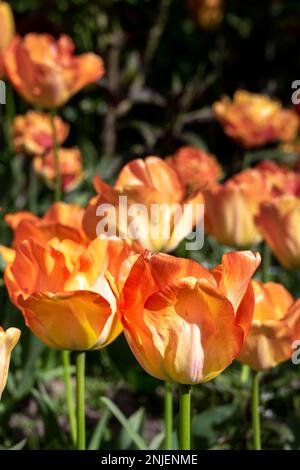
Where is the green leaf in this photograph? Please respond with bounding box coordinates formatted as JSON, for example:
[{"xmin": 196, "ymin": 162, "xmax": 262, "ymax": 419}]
[
  {"xmin": 100, "ymin": 397, "xmax": 147, "ymax": 450},
  {"xmin": 119, "ymin": 407, "xmax": 145, "ymax": 449},
  {"xmin": 88, "ymin": 408, "xmax": 110, "ymax": 450}
]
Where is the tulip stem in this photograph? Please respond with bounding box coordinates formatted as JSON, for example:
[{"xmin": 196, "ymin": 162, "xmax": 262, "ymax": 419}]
[
  {"xmin": 179, "ymin": 385, "xmax": 191, "ymax": 450},
  {"xmin": 262, "ymin": 242, "xmax": 271, "ymax": 283},
  {"xmin": 5, "ymin": 83, "xmax": 15, "ymax": 156},
  {"xmin": 251, "ymin": 370, "xmax": 261, "ymax": 450},
  {"xmin": 50, "ymin": 109, "xmax": 62, "ymax": 202},
  {"xmin": 76, "ymin": 351, "xmax": 86, "ymax": 450},
  {"xmin": 62, "ymin": 350, "xmax": 77, "ymax": 446},
  {"xmin": 241, "ymin": 364, "xmax": 250, "ymax": 384},
  {"xmin": 164, "ymin": 382, "xmax": 173, "ymax": 449}
]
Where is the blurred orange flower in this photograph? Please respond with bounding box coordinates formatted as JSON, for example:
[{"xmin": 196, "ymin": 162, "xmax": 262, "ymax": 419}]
[
  {"xmin": 166, "ymin": 145, "xmax": 222, "ymax": 193},
  {"xmin": 13, "ymin": 111, "xmax": 70, "ymax": 157},
  {"xmin": 0, "ymin": 202, "xmax": 87, "ymax": 264},
  {"xmin": 4, "ymin": 34, "xmax": 104, "ymax": 108},
  {"xmin": 0, "ymin": 326, "xmax": 20, "ymax": 398},
  {"xmin": 116, "ymin": 250, "xmax": 260, "ymax": 384},
  {"xmin": 187, "ymin": 0, "xmax": 224, "ymax": 30},
  {"xmin": 238, "ymin": 280, "xmax": 295, "ymax": 371},
  {"xmin": 5, "ymin": 237, "xmax": 132, "ymax": 351},
  {"xmin": 204, "ymin": 162, "xmax": 295, "ymax": 248},
  {"xmin": 33, "ymin": 147, "xmax": 84, "ymax": 193},
  {"xmin": 83, "ymin": 156, "xmax": 204, "ymax": 252},
  {"xmin": 0, "ymin": 1, "xmax": 15, "ymax": 78},
  {"xmin": 213, "ymin": 90, "xmax": 299, "ymax": 148},
  {"xmin": 255, "ymin": 193, "xmax": 300, "ymax": 269}
]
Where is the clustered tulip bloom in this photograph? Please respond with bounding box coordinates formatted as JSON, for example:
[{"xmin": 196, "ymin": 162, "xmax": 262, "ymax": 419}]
[
  {"xmin": 213, "ymin": 90, "xmax": 299, "ymax": 148},
  {"xmin": 33, "ymin": 147, "xmax": 84, "ymax": 192},
  {"xmin": 4, "ymin": 33, "xmax": 105, "ymax": 108},
  {"xmin": 5, "ymin": 237, "xmax": 133, "ymax": 351},
  {"xmin": 13, "ymin": 111, "xmax": 70, "ymax": 157},
  {"xmin": 83, "ymin": 156, "xmax": 204, "ymax": 252},
  {"xmin": 0, "ymin": 1, "xmax": 15, "ymax": 78},
  {"xmin": 256, "ymin": 193, "xmax": 300, "ymax": 269},
  {"xmin": 115, "ymin": 250, "xmax": 260, "ymax": 384},
  {"xmin": 204, "ymin": 162, "xmax": 295, "ymax": 248},
  {"xmin": 238, "ymin": 280, "xmax": 297, "ymax": 371},
  {"xmin": 0, "ymin": 326, "xmax": 20, "ymax": 399},
  {"xmin": 0, "ymin": 202, "xmax": 87, "ymax": 264},
  {"xmin": 166, "ymin": 145, "xmax": 222, "ymax": 193}
]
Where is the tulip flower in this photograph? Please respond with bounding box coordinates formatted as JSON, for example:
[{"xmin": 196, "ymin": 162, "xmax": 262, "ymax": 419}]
[
  {"xmin": 13, "ymin": 111, "xmax": 70, "ymax": 157},
  {"xmin": 187, "ymin": 0, "xmax": 224, "ymax": 30},
  {"xmin": 83, "ymin": 156, "xmax": 204, "ymax": 252},
  {"xmin": 213, "ymin": 90, "xmax": 299, "ymax": 148},
  {"xmin": 166, "ymin": 145, "xmax": 222, "ymax": 193},
  {"xmin": 0, "ymin": 326, "xmax": 20, "ymax": 399},
  {"xmin": 33, "ymin": 147, "xmax": 84, "ymax": 193},
  {"xmin": 0, "ymin": 1, "xmax": 15, "ymax": 78},
  {"xmin": 5, "ymin": 237, "xmax": 132, "ymax": 351},
  {"xmin": 237, "ymin": 280, "xmax": 297, "ymax": 450},
  {"xmin": 0, "ymin": 202, "xmax": 87, "ymax": 264},
  {"xmin": 255, "ymin": 194, "xmax": 300, "ymax": 269},
  {"xmin": 4, "ymin": 34, "xmax": 104, "ymax": 108},
  {"xmin": 116, "ymin": 249, "xmax": 260, "ymax": 384},
  {"xmin": 237, "ymin": 280, "xmax": 295, "ymax": 371}
]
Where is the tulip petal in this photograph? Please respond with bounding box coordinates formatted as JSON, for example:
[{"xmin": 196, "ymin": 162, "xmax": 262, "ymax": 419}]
[
  {"xmin": 0, "ymin": 327, "xmax": 21, "ymax": 399},
  {"xmin": 19, "ymin": 290, "xmax": 119, "ymax": 351}
]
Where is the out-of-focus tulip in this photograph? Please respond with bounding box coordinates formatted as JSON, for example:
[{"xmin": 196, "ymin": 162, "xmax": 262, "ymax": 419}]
[
  {"xmin": 187, "ymin": 0, "xmax": 224, "ymax": 30},
  {"xmin": 0, "ymin": 326, "xmax": 20, "ymax": 399},
  {"xmin": 4, "ymin": 34, "xmax": 104, "ymax": 108},
  {"xmin": 33, "ymin": 147, "xmax": 84, "ymax": 193},
  {"xmin": 0, "ymin": 1, "xmax": 15, "ymax": 78},
  {"xmin": 5, "ymin": 237, "xmax": 132, "ymax": 350},
  {"xmin": 255, "ymin": 194, "xmax": 300, "ymax": 269},
  {"xmin": 83, "ymin": 156, "xmax": 204, "ymax": 252},
  {"xmin": 166, "ymin": 145, "xmax": 222, "ymax": 193},
  {"xmin": 213, "ymin": 90, "xmax": 299, "ymax": 148},
  {"xmin": 0, "ymin": 202, "xmax": 87, "ymax": 264},
  {"xmin": 238, "ymin": 281, "xmax": 295, "ymax": 371},
  {"xmin": 13, "ymin": 111, "xmax": 69, "ymax": 156},
  {"xmin": 115, "ymin": 250, "xmax": 260, "ymax": 384}
]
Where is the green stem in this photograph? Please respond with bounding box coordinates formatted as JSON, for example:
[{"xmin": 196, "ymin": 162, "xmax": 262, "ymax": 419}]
[
  {"xmin": 262, "ymin": 242, "xmax": 271, "ymax": 283},
  {"xmin": 62, "ymin": 351, "xmax": 77, "ymax": 446},
  {"xmin": 76, "ymin": 351, "xmax": 86, "ymax": 450},
  {"xmin": 179, "ymin": 385, "xmax": 191, "ymax": 450},
  {"xmin": 28, "ymin": 163, "xmax": 38, "ymax": 214},
  {"xmin": 6, "ymin": 83, "xmax": 15, "ymax": 156},
  {"xmin": 241, "ymin": 364, "xmax": 250, "ymax": 384},
  {"xmin": 164, "ymin": 382, "xmax": 173, "ymax": 450},
  {"xmin": 50, "ymin": 109, "xmax": 62, "ymax": 202},
  {"xmin": 251, "ymin": 370, "xmax": 261, "ymax": 450}
]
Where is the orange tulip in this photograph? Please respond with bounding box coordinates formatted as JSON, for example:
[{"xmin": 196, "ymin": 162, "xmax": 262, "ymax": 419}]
[
  {"xmin": 0, "ymin": 202, "xmax": 87, "ymax": 264},
  {"xmin": 0, "ymin": 1, "xmax": 15, "ymax": 78},
  {"xmin": 13, "ymin": 111, "xmax": 70, "ymax": 156},
  {"xmin": 0, "ymin": 326, "xmax": 20, "ymax": 399},
  {"xmin": 187, "ymin": 0, "xmax": 224, "ymax": 30},
  {"xmin": 5, "ymin": 237, "xmax": 132, "ymax": 351},
  {"xmin": 166, "ymin": 145, "xmax": 222, "ymax": 193},
  {"xmin": 4, "ymin": 34, "xmax": 104, "ymax": 108},
  {"xmin": 213, "ymin": 90, "xmax": 299, "ymax": 148},
  {"xmin": 255, "ymin": 194, "xmax": 300, "ymax": 269},
  {"xmin": 114, "ymin": 250, "xmax": 260, "ymax": 384},
  {"xmin": 33, "ymin": 147, "xmax": 84, "ymax": 192},
  {"xmin": 237, "ymin": 281, "xmax": 295, "ymax": 371},
  {"xmin": 83, "ymin": 156, "xmax": 204, "ymax": 252}
]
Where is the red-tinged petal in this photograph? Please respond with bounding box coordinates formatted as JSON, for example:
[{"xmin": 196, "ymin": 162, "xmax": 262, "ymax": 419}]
[{"xmin": 211, "ymin": 250, "xmax": 261, "ymax": 313}]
